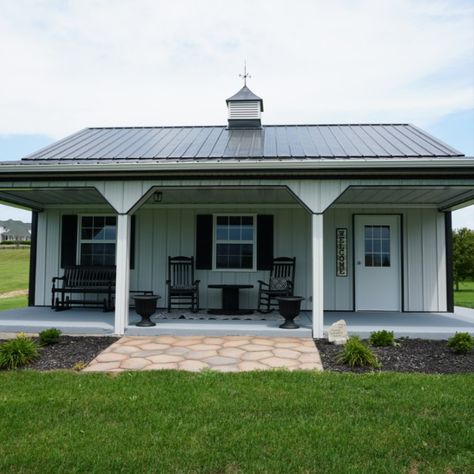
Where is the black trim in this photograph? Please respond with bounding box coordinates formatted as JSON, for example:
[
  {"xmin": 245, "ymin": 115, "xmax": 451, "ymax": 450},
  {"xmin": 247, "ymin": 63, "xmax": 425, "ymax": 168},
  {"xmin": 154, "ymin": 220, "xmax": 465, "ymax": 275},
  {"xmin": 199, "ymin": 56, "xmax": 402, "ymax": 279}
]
[
  {"xmin": 130, "ymin": 215, "xmax": 136, "ymax": 270},
  {"xmin": 28, "ymin": 211, "xmax": 38, "ymax": 306},
  {"xmin": 195, "ymin": 215, "xmax": 213, "ymax": 269},
  {"xmin": 1, "ymin": 168, "xmax": 473, "ymax": 182},
  {"xmin": 445, "ymin": 211, "xmax": 454, "ymax": 312},
  {"xmin": 60, "ymin": 215, "xmax": 78, "ymax": 268},
  {"xmin": 257, "ymin": 215, "xmax": 274, "ymax": 270},
  {"xmin": 352, "ymin": 213, "xmax": 404, "ymax": 312}
]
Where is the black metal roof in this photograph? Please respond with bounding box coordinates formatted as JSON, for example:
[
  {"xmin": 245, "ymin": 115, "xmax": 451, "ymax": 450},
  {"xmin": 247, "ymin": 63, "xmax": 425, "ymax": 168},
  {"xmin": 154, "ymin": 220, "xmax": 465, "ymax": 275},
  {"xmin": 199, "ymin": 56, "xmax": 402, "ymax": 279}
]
[
  {"xmin": 226, "ymin": 86, "xmax": 264, "ymax": 111},
  {"xmin": 21, "ymin": 124, "xmax": 463, "ymax": 162}
]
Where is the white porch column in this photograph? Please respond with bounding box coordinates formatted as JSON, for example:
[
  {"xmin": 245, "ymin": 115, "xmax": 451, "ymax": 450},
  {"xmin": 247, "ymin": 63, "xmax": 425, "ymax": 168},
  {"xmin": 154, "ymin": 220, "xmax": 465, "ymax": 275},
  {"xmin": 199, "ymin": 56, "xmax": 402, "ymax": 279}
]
[
  {"xmin": 312, "ymin": 213, "xmax": 324, "ymax": 338},
  {"xmin": 115, "ymin": 214, "xmax": 131, "ymax": 335}
]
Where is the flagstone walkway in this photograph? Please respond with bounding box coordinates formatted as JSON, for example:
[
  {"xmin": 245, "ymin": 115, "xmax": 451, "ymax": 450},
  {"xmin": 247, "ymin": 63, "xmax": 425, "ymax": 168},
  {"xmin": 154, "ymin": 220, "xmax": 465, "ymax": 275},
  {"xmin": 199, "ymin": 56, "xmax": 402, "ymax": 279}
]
[{"xmin": 83, "ymin": 336, "xmax": 323, "ymax": 372}]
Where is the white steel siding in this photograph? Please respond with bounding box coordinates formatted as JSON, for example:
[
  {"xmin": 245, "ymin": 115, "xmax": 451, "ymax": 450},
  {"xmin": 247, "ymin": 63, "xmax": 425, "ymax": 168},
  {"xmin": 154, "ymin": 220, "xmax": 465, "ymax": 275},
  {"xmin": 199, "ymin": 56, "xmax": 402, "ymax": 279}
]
[{"xmin": 34, "ymin": 206, "xmax": 447, "ymax": 312}]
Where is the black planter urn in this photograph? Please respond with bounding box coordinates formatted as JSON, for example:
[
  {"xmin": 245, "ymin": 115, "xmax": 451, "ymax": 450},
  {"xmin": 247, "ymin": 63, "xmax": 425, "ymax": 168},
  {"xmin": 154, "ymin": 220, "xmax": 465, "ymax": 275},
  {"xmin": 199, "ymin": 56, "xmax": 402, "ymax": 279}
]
[
  {"xmin": 133, "ymin": 295, "xmax": 160, "ymax": 327},
  {"xmin": 276, "ymin": 296, "xmax": 305, "ymax": 329}
]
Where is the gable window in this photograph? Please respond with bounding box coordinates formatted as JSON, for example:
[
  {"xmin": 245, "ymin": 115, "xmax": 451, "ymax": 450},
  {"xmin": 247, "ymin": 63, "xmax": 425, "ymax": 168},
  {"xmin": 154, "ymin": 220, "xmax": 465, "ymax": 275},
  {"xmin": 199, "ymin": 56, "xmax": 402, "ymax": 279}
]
[
  {"xmin": 79, "ymin": 216, "xmax": 117, "ymax": 266},
  {"xmin": 213, "ymin": 215, "xmax": 256, "ymax": 270}
]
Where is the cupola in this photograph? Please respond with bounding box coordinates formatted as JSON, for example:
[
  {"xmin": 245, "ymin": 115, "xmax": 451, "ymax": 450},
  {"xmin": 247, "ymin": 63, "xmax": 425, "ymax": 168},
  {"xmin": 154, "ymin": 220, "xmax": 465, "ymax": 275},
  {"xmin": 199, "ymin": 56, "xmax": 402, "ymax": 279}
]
[{"xmin": 226, "ymin": 71, "xmax": 264, "ymax": 129}]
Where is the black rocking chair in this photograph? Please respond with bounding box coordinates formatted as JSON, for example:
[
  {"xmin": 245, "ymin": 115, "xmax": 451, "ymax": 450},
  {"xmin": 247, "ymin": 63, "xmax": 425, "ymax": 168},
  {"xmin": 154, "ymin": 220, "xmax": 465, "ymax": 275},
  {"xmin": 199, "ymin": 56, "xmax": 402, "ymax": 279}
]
[
  {"xmin": 166, "ymin": 256, "xmax": 200, "ymax": 313},
  {"xmin": 257, "ymin": 257, "xmax": 296, "ymax": 313}
]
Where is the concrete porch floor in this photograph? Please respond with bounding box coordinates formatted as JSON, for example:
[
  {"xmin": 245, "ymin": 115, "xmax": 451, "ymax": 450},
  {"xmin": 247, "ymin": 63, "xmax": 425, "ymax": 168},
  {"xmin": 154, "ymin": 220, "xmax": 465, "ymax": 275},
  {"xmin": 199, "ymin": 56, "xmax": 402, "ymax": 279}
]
[{"xmin": 0, "ymin": 306, "xmax": 473, "ymax": 339}]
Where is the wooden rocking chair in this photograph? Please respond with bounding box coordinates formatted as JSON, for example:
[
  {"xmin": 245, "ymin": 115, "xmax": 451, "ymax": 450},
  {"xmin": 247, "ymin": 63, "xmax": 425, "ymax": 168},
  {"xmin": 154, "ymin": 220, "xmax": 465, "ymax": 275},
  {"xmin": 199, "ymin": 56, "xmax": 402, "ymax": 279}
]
[
  {"xmin": 257, "ymin": 257, "xmax": 296, "ymax": 313},
  {"xmin": 166, "ymin": 256, "xmax": 200, "ymax": 313}
]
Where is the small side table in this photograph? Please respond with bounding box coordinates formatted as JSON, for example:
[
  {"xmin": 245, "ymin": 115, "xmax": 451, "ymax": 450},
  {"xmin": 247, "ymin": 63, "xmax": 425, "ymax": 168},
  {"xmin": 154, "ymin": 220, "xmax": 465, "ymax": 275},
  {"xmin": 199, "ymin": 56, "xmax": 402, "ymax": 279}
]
[{"xmin": 208, "ymin": 284, "xmax": 254, "ymax": 315}]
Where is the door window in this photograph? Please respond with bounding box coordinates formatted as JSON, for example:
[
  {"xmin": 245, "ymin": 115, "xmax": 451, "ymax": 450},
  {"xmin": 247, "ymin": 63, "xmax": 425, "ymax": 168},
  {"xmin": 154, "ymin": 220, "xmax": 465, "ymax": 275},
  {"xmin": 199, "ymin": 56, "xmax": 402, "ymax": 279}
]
[{"xmin": 364, "ymin": 225, "xmax": 390, "ymax": 267}]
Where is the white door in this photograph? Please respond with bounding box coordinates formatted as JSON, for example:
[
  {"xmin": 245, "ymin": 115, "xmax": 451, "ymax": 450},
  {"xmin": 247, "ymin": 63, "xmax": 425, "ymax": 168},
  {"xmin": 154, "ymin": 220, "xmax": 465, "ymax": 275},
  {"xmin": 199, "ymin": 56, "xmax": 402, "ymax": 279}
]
[{"xmin": 354, "ymin": 215, "xmax": 401, "ymax": 311}]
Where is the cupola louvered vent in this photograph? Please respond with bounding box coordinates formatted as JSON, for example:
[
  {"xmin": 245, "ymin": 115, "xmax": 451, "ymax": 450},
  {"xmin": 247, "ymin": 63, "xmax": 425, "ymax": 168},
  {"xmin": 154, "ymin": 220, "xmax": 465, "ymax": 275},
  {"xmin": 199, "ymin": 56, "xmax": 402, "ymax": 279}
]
[
  {"xmin": 229, "ymin": 101, "xmax": 261, "ymax": 120},
  {"xmin": 226, "ymin": 85, "xmax": 263, "ymax": 129}
]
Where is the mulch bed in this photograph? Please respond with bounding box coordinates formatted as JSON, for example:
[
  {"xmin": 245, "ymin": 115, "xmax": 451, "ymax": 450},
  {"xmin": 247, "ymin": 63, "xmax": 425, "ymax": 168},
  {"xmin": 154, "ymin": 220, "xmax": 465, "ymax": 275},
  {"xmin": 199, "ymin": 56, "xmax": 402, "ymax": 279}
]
[
  {"xmin": 316, "ymin": 338, "xmax": 474, "ymax": 374},
  {"xmin": 0, "ymin": 336, "xmax": 118, "ymax": 371}
]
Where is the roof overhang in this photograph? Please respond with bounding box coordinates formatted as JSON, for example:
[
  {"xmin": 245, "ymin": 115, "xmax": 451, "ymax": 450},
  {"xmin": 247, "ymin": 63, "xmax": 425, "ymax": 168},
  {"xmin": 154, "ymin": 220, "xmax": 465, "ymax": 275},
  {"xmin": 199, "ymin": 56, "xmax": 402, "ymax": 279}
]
[
  {"xmin": 333, "ymin": 185, "xmax": 474, "ymax": 211},
  {"xmin": 1, "ymin": 158, "xmax": 474, "ymax": 181}
]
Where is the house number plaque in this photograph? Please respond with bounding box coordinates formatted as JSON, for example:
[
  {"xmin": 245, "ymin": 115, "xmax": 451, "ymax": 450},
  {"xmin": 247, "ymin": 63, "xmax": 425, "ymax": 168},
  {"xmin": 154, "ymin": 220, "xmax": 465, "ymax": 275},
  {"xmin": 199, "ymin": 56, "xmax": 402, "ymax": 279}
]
[{"xmin": 336, "ymin": 228, "xmax": 348, "ymax": 277}]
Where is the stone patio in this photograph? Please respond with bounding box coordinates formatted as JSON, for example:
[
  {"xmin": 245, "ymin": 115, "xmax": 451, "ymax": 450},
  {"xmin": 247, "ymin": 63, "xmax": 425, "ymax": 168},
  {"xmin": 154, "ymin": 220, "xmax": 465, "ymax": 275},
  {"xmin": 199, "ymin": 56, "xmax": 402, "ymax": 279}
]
[{"xmin": 83, "ymin": 336, "xmax": 323, "ymax": 373}]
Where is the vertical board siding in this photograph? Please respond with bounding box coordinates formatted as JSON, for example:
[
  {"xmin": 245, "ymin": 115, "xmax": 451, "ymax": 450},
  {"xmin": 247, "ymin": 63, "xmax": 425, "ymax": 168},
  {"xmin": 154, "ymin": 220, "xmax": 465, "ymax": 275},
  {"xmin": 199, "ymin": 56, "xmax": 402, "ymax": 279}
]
[
  {"xmin": 133, "ymin": 207, "xmax": 312, "ymax": 310},
  {"xmin": 323, "ymin": 207, "xmax": 447, "ymax": 311},
  {"xmin": 35, "ymin": 205, "xmax": 447, "ymax": 312}
]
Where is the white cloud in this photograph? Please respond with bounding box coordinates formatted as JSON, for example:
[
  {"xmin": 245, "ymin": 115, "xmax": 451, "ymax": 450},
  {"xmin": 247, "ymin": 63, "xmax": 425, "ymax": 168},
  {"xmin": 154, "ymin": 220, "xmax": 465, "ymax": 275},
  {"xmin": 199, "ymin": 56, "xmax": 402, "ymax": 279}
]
[{"xmin": 0, "ymin": 0, "xmax": 472, "ymax": 139}]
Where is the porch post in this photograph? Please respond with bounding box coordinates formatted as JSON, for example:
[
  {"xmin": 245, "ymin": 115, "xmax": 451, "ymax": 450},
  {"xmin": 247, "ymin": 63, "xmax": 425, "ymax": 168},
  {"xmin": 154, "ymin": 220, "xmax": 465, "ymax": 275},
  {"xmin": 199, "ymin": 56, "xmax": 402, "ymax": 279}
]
[
  {"xmin": 311, "ymin": 213, "xmax": 324, "ymax": 338},
  {"xmin": 115, "ymin": 213, "xmax": 131, "ymax": 335}
]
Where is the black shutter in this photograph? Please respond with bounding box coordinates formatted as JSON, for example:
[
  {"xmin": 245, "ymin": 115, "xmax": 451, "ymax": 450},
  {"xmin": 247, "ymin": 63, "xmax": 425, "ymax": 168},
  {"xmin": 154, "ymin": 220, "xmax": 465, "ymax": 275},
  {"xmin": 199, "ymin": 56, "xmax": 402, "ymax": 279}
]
[
  {"xmin": 196, "ymin": 215, "xmax": 213, "ymax": 269},
  {"xmin": 130, "ymin": 215, "xmax": 136, "ymax": 270},
  {"xmin": 61, "ymin": 215, "xmax": 78, "ymax": 268},
  {"xmin": 257, "ymin": 215, "xmax": 273, "ymax": 270}
]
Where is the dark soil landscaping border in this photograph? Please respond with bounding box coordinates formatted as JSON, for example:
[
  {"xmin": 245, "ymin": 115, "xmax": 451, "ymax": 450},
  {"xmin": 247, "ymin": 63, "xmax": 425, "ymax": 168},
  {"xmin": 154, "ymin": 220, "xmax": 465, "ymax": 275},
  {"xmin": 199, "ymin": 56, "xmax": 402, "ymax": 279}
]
[
  {"xmin": 316, "ymin": 338, "xmax": 474, "ymax": 374},
  {"xmin": 0, "ymin": 336, "xmax": 118, "ymax": 371}
]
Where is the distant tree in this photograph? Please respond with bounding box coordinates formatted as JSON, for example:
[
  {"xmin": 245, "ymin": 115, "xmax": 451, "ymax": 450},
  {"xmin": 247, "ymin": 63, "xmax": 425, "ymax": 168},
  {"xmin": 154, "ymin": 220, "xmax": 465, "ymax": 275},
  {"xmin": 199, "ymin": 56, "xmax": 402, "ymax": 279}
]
[{"xmin": 453, "ymin": 228, "xmax": 474, "ymax": 290}]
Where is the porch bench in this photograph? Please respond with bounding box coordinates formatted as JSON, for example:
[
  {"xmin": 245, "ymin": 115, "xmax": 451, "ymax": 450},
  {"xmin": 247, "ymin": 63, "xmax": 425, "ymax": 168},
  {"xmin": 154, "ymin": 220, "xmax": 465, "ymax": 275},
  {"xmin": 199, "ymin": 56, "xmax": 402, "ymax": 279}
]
[{"xmin": 51, "ymin": 265, "xmax": 116, "ymax": 312}]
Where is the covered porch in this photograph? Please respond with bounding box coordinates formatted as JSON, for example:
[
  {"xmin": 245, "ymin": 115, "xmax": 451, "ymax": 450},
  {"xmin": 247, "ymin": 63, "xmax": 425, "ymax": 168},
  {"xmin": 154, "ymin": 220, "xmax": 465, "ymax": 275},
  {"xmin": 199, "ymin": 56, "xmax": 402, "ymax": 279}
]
[
  {"xmin": 1, "ymin": 177, "xmax": 474, "ymax": 338},
  {"xmin": 1, "ymin": 306, "xmax": 473, "ymax": 340}
]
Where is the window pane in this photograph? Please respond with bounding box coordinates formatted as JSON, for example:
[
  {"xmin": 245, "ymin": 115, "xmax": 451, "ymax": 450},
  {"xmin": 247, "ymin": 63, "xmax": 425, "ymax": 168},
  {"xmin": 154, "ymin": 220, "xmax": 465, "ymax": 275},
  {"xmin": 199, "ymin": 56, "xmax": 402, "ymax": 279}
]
[
  {"xmin": 241, "ymin": 256, "xmax": 253, "ymax": 269},
  {"xmin": 373, "ymin": 239, "xmax": 381, "ymax": 252},
  {"xmin": 381, "ymin": 226, "xmax": 390, "ymax": 239},
  {"xmin": 364, "ymin": 226, "xmax": 373, "ymax": 239},
  {"xmin": 217, "ymin": 216, "xmax": 228, "ymax": 226},
  {"xmin": 106, "ymin": 216, "xmax": 116, "ymax": 226},
  {"xmin": 229, "ymin": 227, "xmax": 240, "ymax": 240},
  {"xmin": 216, "ymin": 244, "xmax": 229, "ymax": 256},
  {"xmin": 241, "ymin": 244, "xmax": 253, "ymax": 257},
  {"xmin": 82, "ymin": 216, "xmax": 93, "ymax": 227},
  {"xmin": 365, "ymin": 239, "xmax": 372, "ymax": 253},
  {"xmin": 382, "ymin": 239, "xmax": 390, "ymax": 252},
  {"xmin": 229, "ymin": 255, "xmax": 240, "ymax": 268},
  {"xmin": 216, "ymin": 255, "xmax": 228, "ymax": 269},
  {"xmin": 241, "ymin": 226, "xmax": 253, "ymax": 240},
  {"xmin": 382, "ymin": 253, "xmax": 391, "ymax": 267},
  {"xmin": 104, "ymin": 227, "xmax": 116, "ymax": 240},
  {"xmin": 81, "ymin": 228, "xmax": 93, "ymax": 240},
  {"xmin": 229, "ymin": 216, "xmax": 240, "ymax": 226},
  {"xmin": 365, "ymin": 255, "xmax": 373, "ymax": 266},
  {"xmin": 372, "ymin": 226, "xmax": 381, "ymax": 238},
  {"xmin": 216, "ymin": 226, "xmax": 228, "ymax": 240},
  {"xmin": 242, "ymin": 216, "xmax": 253, "ymax": 226},
  {"xmin": 373, "ymin": 254, "xmax": 381, "ymax": 266}
]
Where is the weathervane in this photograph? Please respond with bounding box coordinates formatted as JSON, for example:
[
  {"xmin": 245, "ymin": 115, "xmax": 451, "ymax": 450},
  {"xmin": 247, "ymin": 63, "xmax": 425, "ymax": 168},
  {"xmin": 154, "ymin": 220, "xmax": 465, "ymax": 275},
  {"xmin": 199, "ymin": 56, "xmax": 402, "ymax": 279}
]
[{"xmin": 239, "ymin": 61, "xmax": 251, "ymax": 86}]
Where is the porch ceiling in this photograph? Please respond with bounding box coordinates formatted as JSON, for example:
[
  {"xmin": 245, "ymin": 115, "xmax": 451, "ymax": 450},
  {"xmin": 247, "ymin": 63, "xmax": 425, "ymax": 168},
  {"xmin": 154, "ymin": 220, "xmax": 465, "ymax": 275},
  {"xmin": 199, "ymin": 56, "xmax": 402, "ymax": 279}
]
[
  {"xmin": 334, "ymin": 185, "xmax": 474, "ymax": 210},
  {"xmin": 142, "ymin": 187, "xmax": 297, "ymax": 205},
  {"xmin": 0, "ymin": 187, "xmax": 110, "ymax": 211}
]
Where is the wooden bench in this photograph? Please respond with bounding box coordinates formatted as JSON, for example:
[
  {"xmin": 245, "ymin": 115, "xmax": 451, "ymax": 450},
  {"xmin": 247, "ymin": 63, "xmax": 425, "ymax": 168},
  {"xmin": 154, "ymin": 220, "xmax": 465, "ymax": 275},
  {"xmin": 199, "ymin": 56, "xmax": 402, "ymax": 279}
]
[{"xmin": 51, "ymin": 265, "xmax": 116, "ymax": 312}]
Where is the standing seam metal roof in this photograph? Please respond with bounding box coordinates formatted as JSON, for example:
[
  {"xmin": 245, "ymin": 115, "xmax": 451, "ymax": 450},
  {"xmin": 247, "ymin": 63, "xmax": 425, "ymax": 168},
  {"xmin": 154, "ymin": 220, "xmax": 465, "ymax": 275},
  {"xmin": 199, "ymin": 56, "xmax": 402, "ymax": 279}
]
[{"xmin": 22, "ymin": 124, "xmax": 463, "ymax": 161}]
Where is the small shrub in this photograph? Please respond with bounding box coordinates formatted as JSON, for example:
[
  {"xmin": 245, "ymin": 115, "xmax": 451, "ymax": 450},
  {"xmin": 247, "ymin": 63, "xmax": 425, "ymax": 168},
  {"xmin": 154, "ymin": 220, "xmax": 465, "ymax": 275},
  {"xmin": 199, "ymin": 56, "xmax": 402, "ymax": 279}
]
[
  {"xmin": 0, "ymin": 335, "xmax": 39, "ymax": 370},
  {"xmin": 448, "ymin": 332, "xmax": 474, "ymax": 354},
  {"xmin": 336, "ymin": 336, "xmax": 380, "ymax": 368},
  {"xmin": 39, "ymin": 328, "xmax": 62, "ymax": 345},
  {"xmin": 73, "ymin": 361, "xmax": 87, "ymax": 371},
  {"xmin": 369, "ymin": 330, "xmax": 395, "ymax": 347}
]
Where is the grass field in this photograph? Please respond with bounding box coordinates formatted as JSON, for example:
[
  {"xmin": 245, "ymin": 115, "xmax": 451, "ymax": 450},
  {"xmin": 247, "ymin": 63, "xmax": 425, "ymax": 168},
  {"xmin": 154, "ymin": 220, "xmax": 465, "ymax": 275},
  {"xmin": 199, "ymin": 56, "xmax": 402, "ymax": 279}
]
[
  {"xmin": 0, "ymin": 371, "xmax": 472, "ymax": 473},
  {"xmin": 454, "ymin": 280, "xmax": 474, "ymax": 309},
  {"xmin": 0, "ymin": 248, "xmax": 30, "ymax": 294},
  {"xmin": 0, "ymin": 248, "xmax": 29, "ymax": 311}
]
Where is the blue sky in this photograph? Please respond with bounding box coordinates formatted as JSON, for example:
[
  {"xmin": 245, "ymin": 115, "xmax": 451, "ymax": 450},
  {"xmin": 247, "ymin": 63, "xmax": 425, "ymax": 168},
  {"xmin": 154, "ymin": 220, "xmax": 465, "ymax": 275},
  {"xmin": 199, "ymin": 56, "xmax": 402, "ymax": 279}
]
[{"xmin": 0, "ymin": 0, "xmax": 473, "ymax": 227}]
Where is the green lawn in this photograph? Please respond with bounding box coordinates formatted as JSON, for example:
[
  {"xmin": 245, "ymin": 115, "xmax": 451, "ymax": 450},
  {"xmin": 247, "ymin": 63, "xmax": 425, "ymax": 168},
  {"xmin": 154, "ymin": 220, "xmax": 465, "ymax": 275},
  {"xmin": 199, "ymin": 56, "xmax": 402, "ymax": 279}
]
[
  {"xmin": 0, "ymin": 371, "xmax": 473, "ymax": 473},
  {"xmin": 0, "ymin": 248, "xmax": 30, "ymax": 294},
  {"xmin": 455, "ymin": 280, "xmax": 474, "ymax": 309},
  {"xmin": 0, "ymin": 295, "xmax": 28, "ymax": 311}
]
